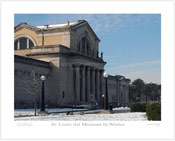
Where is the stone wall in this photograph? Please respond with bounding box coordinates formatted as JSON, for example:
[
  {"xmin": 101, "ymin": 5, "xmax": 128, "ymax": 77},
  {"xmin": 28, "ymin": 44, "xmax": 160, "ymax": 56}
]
[
  {"xmin": 15, "ymin": 44, "xmax": 106, "ymax": 108},
  {"xmin": 106, "ymin": 75, "xmax": 130, "ymax": 108},
  {"xmin": 15, "ymin": 55, "xmax": 51, "ymax": 108}
]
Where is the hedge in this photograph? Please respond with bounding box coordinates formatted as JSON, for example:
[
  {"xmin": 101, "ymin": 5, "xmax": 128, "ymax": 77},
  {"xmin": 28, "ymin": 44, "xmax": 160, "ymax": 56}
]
[
  {"xmin": 130, "ymin": 102, "xmax": 147, "ymax": 112},
  {"xmin": 130, "ymin": 102, "xmax": 161, "ymax": 121},
  {"xmin": 146, "ymin": 102, "xmax": 161, "ymax": 121}
]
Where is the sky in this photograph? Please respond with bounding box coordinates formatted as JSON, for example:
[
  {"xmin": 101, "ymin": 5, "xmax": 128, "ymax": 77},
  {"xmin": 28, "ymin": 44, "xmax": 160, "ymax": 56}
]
[{"xmin": 14, "ymin": 14, "xmax": 161, "ymax": 84}]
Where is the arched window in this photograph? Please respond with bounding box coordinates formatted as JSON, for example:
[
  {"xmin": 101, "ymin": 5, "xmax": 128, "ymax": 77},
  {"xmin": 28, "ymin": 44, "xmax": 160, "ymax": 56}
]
[
  {"xmin": 81, "ymin": 37, "xmax": 86, "ymax": 54},
  {"xmin": 78, "ymin": 37, "xmax": 91, "ymax": 55},
  {"xmin": 14, "ymin": 40, "xmax": 18, "ymax": 50},
  {"xmin": 86, "ymin": 41, "xmax": 90, "ymax": 55},
  {"xmin": 14, "ymin": 37, "xmax": 34, "ymax": 50}
]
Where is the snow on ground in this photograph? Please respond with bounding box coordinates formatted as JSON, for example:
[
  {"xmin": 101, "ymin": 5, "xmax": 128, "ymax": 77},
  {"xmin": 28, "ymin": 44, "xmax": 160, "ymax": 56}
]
[
  {"xmin": 14, "ymin": 108, "xmax": 86, "ymax": 117},
  {"xmin": 15, "ymin": 112, "xmax": 147, "ymax": 121},
  {"xmin": 113, "ymin": 107, "xmax": 130, "ymax": 113},
  {"xmin": 14, "ymin": 107, "xmax": 148, "ymax": 121}
]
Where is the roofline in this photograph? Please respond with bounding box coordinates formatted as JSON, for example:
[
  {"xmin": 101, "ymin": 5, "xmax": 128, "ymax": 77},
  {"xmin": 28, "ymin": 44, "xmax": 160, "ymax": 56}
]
[
  {"xmin": 15, "ymin": 55, "xmax": 51, "ymax": 68},
  {"xmin": 71, "ymin": 20, "xmax": 100, "ymax": 41},
  {"xmin": 108, "ymin": 74, "xmax": 131, "ymax": 82},
  {"xmin": 14, "ymin": 20, "xmax": 100, "ymax": 41},
  {"xmin": 14, "ymin": 23, "xmax": 40, "ymax": 32}
]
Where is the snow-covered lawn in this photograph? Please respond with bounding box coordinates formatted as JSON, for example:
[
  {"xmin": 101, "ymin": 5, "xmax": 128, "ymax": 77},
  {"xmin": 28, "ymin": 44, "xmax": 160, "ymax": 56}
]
[
  {"xmin": 15, "ymin": 112, "xmax": 147, "ymax": 121},
  {"xmin": 14, "ymin": 108, "xmax": 86, "ymax": 117},
  {"xmin": 14, "ymin": 107, "xmax": 148, "ymax": 121}
]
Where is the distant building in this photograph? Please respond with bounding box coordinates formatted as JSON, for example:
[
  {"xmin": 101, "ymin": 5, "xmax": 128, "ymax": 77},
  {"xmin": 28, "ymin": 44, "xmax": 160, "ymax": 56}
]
[
  {"xmin": 14, "ymin": 20, "xmax": 130, "ymax": 109},
  {"xmin": 107, "ymin": 75, "xmax": 130, "ymax": 107}
]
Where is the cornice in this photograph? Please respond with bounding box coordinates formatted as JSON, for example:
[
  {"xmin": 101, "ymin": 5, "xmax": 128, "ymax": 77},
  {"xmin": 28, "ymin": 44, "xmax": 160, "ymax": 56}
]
[
  {"xmin": 15, "ymin": 55, "xmax": 51, "ymax": 68},
  {"xmin": 26, "ymin": 51, "xmax": 106, "ymax": 64}
]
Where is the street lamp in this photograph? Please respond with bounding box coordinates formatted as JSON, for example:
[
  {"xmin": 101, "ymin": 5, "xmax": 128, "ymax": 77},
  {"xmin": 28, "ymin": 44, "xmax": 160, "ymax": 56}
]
[
  {"xmin": 103, "ymin": 72, "xmax": 108, "ymax": 110},
  {"xmin": 102, "ymin": 94, "xmax": 105, "ymax": 109},
  {"xmin": 40, "ymin": 75, "xmax": 46, "ymax": 112}
]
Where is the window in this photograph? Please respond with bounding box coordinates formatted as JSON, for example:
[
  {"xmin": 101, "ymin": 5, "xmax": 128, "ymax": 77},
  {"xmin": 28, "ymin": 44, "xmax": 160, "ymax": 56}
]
[
  {"xmin": 14, "ymin": 40, "xmax": 18, "ymax": 50},
  {"xmin": 81, "ymin": 38, "xmax": 86, "ymax": 54},
  {"xmin": 29, "ymin": 40, "xmax": 34, "ymax": 49},
  {"xmin": 87, "ymin": 43, "xmax": 90, "ymax": 54},
  {"xmin": 78, "ymin": 37, "xmax": 91, "ymax": 55},
  {"xmin": 78, "ymin": 42, "xmax": 80, "ymax": 51},
  {"xmin": 20, "ymin": 38, "xmax": 27, "ymax": 49},
  {"xmin": 14, "ymin": 37, "xmax": 34, "ymax": 50}
]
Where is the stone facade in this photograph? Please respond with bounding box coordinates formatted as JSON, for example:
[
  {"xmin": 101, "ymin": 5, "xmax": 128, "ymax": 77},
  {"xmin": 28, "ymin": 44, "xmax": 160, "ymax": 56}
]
[
  {"xmin": 14, "ymin": 20, "xmax": 130, "ymax": 109},
  {"xmin": 107, "ymin": 75, "xmax": 130, "ymax": 107},
  {"xmin": 15, "ymin": 55, "xmax": 51, "ymax": 108}
]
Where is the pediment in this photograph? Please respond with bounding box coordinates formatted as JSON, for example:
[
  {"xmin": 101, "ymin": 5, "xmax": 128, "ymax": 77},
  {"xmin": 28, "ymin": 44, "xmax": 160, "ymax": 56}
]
[
  {"xmin": 71, "ymin": 21, "xmax": 100, "ymax": 42},
  {"xmin": 15, "ymin": 23, "xmax": 39, "ymax": 33}
]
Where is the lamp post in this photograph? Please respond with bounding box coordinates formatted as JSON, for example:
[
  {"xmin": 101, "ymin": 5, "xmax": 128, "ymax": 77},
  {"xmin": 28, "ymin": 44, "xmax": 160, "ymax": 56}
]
[
  {"xmin": 103, "ymin": 72, "xmax": 108, "ymax": 110},
  {"xmin": 102, "ymin": 94, "xmax": 105, "ymax": 109},
  {"xmin": 40, "ymin": 75, "xmax": 46, "ymax": 112}
]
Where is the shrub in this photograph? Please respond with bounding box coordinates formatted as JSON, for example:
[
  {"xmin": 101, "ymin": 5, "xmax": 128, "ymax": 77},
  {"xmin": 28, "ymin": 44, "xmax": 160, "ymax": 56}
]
[
  {"xmin": 130, "ymin": 102, "xmax": 147, "ymax": 112},
  {"xmin": 146, "ymin": 102, "xmax": 161, "ymax": 121}
]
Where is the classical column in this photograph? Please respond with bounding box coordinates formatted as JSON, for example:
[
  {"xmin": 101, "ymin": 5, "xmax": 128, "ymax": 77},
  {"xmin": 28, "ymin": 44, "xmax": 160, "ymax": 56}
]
[
  {"xmin": 96, "ymin": 69, "xmax": 100, "ymax": 101},
  {"xmin": 117, "ymin": 82, "xmax": 120, "ymax": 106},
  {"xmin": 122, "ymin": 86, "xmax": 124, "ymax": 105},
  {"xmin": 79, "ymin": 66, "xmax": 82, "ymax": 101},
  {"xmin": 72, "ymin": 65, "xmax": 76, "ymax": 101},
  {"xmin": 17, "ymin": 39, "xmax": 20, "ymax": 50},
  {"xmin": 125, "ymin": 86, "xmax": 127, "ymax": 106},
  {"xmin": 123, "ymin": 86, "xmax": 125, "ymax": 106},
  {"xmin": 126, "ymin": 87, "xmax": 129, "ymax": 105},
  {"xmin": 94, "ymin": 69, "xmax": 97, "ymax": 101},
  {"xmin": 75, "ymin": 65, "xmax": 80, "ymax": 102},
  {"xmin": 68, "ymin": 64, "xmax": 74, "ymax": 103},
  {"xmin": 27, "ymin": 38, "xmax": 29, "ymax": 49},
  {"xmin": 91, "ymin": 68, "xmax": 95, "ymax": 101},
  {"xmin": 125, "ymin": 86, "xmax": 128, "ymax": 105},
  {"xmin": 81, "ymin": 66, "xmax": 85, "ymax": 102},
  {"xmin": 119, "ymin": 87, "xmax": 121, "ymax": 106},
  {"xmin": 86, "ymin": 67, "xmax": 90, "ymax": 102},
  {"xmin": 99, "ymin": 69, "xmax": 104, "ymax": 102}
]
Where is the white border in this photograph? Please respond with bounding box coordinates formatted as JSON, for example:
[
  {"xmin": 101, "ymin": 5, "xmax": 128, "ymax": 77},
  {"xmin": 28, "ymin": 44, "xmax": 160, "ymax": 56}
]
[{"xmin": 0, "ymin": 0, "xmax": 175, "ymax": 140}]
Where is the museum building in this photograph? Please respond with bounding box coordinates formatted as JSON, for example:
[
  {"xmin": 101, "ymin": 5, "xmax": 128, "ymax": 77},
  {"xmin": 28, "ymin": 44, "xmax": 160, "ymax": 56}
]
[{"xmin": 14, "ymin": 20, "xmax": 130, "ymax": 109}]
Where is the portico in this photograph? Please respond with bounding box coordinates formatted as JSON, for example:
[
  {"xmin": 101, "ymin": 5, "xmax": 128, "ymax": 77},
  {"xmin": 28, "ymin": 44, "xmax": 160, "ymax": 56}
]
[{"xmin": 72, "ymin": 64, "xmax": 104, "ymax": 104}]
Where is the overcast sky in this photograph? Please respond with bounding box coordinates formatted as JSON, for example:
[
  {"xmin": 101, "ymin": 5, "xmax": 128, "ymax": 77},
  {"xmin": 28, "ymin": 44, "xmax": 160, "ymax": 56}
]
[{"xmin": 15, "ymin": 14, "xmax": 161, "ymax": 84}]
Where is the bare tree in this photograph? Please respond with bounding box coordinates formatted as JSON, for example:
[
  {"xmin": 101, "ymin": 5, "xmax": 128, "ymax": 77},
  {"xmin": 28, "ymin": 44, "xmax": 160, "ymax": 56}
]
[{"xmin": 17, "ymin": 67, "xmax": 41, "ymax": 116}]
